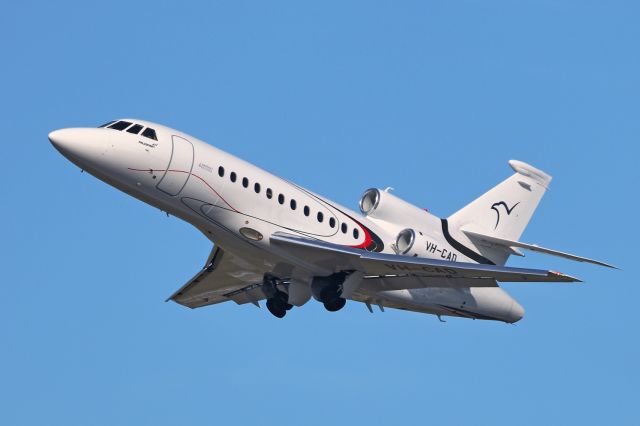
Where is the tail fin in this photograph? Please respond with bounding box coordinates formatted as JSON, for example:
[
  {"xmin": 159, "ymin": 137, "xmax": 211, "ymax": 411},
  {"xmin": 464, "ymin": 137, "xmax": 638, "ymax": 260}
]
[{"xmin": 447, "ymin": 160, "xmax": 552, "ymax": 265}]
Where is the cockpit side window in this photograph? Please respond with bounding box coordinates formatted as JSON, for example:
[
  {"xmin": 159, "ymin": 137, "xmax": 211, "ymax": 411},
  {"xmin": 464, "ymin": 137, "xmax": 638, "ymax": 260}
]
[
  {"xmin": 108, "ymin": 121, "xmax": 133, "ymax": 131},
  {"xmin": 127, "ymin": 124, "xmax": 144, "ymax": 135},
  {"xmin": 98, "ymin": 121, "xmax": 115, "ymax": 128},
  {"xmin": 141, "ymin": 127, "xmax": 157, "ymax": 141}
]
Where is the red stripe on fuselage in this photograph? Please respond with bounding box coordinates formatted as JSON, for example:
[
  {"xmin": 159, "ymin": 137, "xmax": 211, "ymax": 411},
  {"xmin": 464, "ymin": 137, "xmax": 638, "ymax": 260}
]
[{"xmin": 349, "ymin": 221, "xmax": 373, "ymax": 250}]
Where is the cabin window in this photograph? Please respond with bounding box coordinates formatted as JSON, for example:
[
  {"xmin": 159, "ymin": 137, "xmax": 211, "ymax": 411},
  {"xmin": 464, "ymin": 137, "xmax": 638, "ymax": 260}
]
[
  {"xmin": 329, "ymin": 217, "xmax": 336, "ymax": 228},
  {"xmin": 278, "ymin": 194, "xmax": 285, "ymax": 205},
  {"xmin": 341, "ymin": 223, "xmax": 347, "ymax": 234},
  {"xmin": 290, "ymin": 199, "xmax": 297, "ymax": 210},
  {"xmin": 353, "ymin": 228, "xmax": 360, "ymax": 239},
  {"xmin": 230, "ymin": 172, "xmax": 237, "ymax": 182},
  {"xmin": 126, "ymin": 124, "xmax": 144, "ymax": 135},
  {"xmin": 254, "ymin": 183, "xmax": 261, "ymax": 193},
  {"xmin": 141, "ymin": 127, "xmax": 157, "ymax": 141},
  {"xmin": 218, "ymin": 166, "xmax": 224, "ymax": 177},
  {"xmin": 242, "ymin": 177, "xmax": 249, "ymax": 188},
  {"xmin": 304, "ymin": 206, "xmax": 310, "ymax": 216},
  {"xmin": 317, "ymin": 212, "xmax": 324, "ymax": 223},
  {"xmin": 266, "ymin": 188, "xmax": 273, "ymax": 199}
]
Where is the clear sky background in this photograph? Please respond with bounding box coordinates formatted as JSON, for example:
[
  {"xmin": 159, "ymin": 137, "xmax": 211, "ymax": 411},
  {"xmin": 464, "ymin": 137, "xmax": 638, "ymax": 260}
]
[{"xmin": 1, "ymin": 1, "xmax": 638, "ymax": 425}]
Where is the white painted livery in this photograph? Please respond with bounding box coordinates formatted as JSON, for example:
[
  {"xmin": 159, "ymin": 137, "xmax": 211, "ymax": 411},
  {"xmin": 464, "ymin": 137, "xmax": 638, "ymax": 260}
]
[{"xmin": 49, "ymin": 119, "xmax": 614, "ymax": 322}]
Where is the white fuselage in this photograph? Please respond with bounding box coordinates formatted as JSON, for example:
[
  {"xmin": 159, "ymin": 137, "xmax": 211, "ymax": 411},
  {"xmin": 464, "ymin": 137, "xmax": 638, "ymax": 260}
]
[{"xmin": 49, "ymin": 119, "xmax": 524, "ymax": 323}]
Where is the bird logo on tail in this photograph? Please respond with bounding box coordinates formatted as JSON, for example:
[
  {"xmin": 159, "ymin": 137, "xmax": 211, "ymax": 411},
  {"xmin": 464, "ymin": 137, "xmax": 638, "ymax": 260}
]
[{"xmin": 491, "ymin": 201, "xmax": 520, "ymax": 229}]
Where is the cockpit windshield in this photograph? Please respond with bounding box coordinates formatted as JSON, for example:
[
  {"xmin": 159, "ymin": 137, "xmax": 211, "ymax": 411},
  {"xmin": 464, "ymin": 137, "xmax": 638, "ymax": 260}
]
[
  {"xmin": 108, "ymin": 121, "xmax": 132, "ymax": 131},
  {"xmin": 141, "ymin": 127, "xmax": 157, "ymax": 141},
  {"xmin": 126, "ymin": 124, "xmax": 144, "ymax": 134},
  {"xmin": 100, "ymin": 120, "xmax": 158, "ymax": 141}
]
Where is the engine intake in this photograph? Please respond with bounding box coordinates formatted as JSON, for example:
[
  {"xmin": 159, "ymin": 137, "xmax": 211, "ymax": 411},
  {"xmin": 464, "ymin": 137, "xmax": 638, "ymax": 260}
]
[
  {"xmin": 396, "ymin": 228, "xmax": 416, "ymax": 254},
  {"xmin": 359, "ymin": 188, "xmax": 435, "ymax": 228},
  {"xmin": 395, "ymin": 227, "xmax": 458, "ymax": 261},
  {"xmin": 359, "ymin": 188, "xmax": 381, "ymax": 215}
]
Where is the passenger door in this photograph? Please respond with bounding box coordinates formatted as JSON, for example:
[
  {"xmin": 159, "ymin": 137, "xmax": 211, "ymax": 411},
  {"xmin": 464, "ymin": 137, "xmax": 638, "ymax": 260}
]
[{"xmin": 156, "ymin": 135, "xmax": 194, "ymax": 196}]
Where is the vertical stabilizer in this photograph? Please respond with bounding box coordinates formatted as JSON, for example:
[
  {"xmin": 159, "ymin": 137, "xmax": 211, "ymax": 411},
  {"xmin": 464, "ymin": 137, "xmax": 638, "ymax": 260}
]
[{"xmin": 447, "ymin": 160, "xmax": 552, "ymax": 265}]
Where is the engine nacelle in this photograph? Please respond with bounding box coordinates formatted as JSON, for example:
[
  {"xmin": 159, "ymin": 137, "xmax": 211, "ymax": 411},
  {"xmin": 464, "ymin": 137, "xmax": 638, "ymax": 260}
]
[
  {"xmin": 395, "ymin": 228, "xmax": 458, "ymax": 261},
  {"xmin": 359, "ymin": 188, "xmax": 439, "ymax": 231}
]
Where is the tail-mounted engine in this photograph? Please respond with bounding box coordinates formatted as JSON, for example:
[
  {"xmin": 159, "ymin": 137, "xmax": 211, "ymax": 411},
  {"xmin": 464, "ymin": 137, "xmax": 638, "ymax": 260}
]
[
  {"xmin": 395, "ymin": 227, "xmax": 458, "ymax": 261},
  {"xmin": 359, "ymin": 188, "xmax": 430, "ymax": 225},
  {"xmin": 359, "ymin": 188, "xmax": 442, "ymax": 249}
]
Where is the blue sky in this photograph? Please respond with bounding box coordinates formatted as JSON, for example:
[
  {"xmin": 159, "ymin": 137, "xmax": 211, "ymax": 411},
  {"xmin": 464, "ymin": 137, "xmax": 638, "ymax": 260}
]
[{"xmin": 1, "ymin": 1, "xmax": 638, "ymax": 424}]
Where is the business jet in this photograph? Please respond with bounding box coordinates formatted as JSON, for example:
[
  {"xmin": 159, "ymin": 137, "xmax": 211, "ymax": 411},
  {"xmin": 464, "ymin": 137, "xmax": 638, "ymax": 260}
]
[{"xmin": 49, "ymin": 119, "xmax": 614, "ymax": 323}]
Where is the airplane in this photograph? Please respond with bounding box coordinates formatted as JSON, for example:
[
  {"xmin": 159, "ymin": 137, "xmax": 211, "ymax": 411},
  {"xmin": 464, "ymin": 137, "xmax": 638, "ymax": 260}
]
[{"xmin": 48, "ymin": 119, "xmax": 614, "ymax": 323}]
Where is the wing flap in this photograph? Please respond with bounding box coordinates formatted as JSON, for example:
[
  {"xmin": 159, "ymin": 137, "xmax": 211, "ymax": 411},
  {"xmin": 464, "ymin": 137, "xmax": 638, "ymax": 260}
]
[{"xmin": 168, "ymin": 246, "xmax": 267, "ymax": 309}]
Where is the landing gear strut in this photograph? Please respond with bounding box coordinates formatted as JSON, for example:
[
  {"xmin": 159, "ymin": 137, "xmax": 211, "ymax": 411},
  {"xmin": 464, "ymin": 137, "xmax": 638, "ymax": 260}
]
[
  {"xmin": 312, "ymin": 273, "xmax": 348, "ymax": 313},
  {"xmin": 263, "ymin": 274, "xmax": 292, "ymax": 318}
]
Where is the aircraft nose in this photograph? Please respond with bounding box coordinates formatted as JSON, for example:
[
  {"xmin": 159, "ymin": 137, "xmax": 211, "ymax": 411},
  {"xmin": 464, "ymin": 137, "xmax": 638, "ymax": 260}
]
[
  {"xmin": 48, "ymin": 127, "xmax": 111, "ymax": 168},
  {"xmin": 48, "ymin": 129, "xmax": 74, "ymax": 152},
  {"xmin": 48, "ymin": 128, "xmax": 89, "ymax": 156},
  {"xmin": 508, "ymin": 300, "xmax": 525, "ymax": 323}
]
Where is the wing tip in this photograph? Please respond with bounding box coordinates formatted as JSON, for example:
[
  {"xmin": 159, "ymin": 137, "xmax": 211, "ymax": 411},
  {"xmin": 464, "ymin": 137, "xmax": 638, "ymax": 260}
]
[
  {"xmin": 549, "ymin": 270, "xmax": 582, "ymax": 283},
  {"xmin": 600, "ymin": 262, "xmax": 620, "ymax": 270}
]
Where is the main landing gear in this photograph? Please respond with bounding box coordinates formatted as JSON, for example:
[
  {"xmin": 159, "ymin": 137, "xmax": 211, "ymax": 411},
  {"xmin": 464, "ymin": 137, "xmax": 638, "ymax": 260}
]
[
  {"xmin": 263, "ymin": 274, "xmax": 293, "ymax": 318},
  {"xmin": 262, "ymin": 272, "xmax": 351, "ymax": 318},
  {"xmin": 312, "ymin": 273, "xmax": 347, "ymax": 313},
  {"xmin": 319, "ymin": 286, "xmax": 346, "ymax": 312}
]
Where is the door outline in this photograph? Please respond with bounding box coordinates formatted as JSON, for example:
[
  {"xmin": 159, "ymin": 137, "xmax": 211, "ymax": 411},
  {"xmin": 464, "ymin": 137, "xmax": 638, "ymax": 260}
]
[{"xmin": 156, "ymin": 135, "xmax": 194, "ymax": 196}]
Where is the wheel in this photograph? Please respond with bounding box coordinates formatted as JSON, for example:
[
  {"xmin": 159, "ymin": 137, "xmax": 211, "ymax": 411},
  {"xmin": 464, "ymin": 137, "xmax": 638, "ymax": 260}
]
[
  {"xmin": 274, "ymin": 290, "xmax": 293, "ymax": 310},
  {"xmin": 323, "ymin": 297, "xmax": 346, "ymax": 312},
  {"xmin": 266, "ymin": 298, "xmax": 286, "ymax": 318}
]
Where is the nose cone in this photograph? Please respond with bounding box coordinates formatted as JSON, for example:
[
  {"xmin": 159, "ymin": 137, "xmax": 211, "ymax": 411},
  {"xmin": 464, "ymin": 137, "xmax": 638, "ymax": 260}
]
[
  {"xmin": 49, "ymin": 129, "xmax": 69, "ymax": 152},
  {"xmin": 507, "ymin": 300, "xmax": 525, "ymax": 323},
  {"xmin": 49, "ymin": 128, "xmax": 112, "ymax": 170},
  {"xmin": 49, "ymin": 128, "xmax": 83, "ymax": 155}
]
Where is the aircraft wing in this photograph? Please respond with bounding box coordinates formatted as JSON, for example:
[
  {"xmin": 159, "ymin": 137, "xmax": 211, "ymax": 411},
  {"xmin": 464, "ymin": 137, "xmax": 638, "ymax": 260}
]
[
  {"xmin": 270, "ymin": 232, "xmax": 581, "ymax": 284},
  {"xmin": 167, "ymin": 246, "xmax": 267, "ymax": 308}
]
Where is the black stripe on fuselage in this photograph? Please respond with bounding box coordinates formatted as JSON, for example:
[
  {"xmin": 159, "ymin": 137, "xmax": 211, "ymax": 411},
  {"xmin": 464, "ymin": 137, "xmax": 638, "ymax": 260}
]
[{"xmin": 440, "ymin": 219, "xmax": 495, "ymax": 265}]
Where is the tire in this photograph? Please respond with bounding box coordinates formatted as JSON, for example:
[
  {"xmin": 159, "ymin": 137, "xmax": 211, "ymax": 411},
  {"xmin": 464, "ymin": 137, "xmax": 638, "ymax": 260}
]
[
  {"xmin": 323, "ymin": 297, "xmax": 346, "ymax": 312},
  {"xmin": 274, "ymin": 290, "xmax": 293, "ymax": 310},
  {"xmin": 266, "ymin": 298, "xmax": 286, "ymax": 318}
]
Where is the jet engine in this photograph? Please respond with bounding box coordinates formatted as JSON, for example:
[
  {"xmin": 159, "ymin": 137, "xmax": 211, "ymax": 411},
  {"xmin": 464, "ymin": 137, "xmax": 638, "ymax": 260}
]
[
  {"xmin": 395, "ymin": 227, "xmax": 458, "ymax": 261},
  {"xmin": 359, "ymin": 188, "xmax": 441, "ymax": 235}
]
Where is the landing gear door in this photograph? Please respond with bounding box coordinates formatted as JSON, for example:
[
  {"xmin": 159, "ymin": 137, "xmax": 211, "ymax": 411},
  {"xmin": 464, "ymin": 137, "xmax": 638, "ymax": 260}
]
[{"xmin": 156, "ymin": 135, "xmax": 194, "ymax": 196}]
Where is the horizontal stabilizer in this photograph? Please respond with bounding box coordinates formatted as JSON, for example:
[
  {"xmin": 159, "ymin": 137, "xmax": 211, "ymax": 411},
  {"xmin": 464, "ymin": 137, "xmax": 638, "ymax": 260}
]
[{"xmin": 462, "ymin": 229, "xmax": 616, "ymax": 269}]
